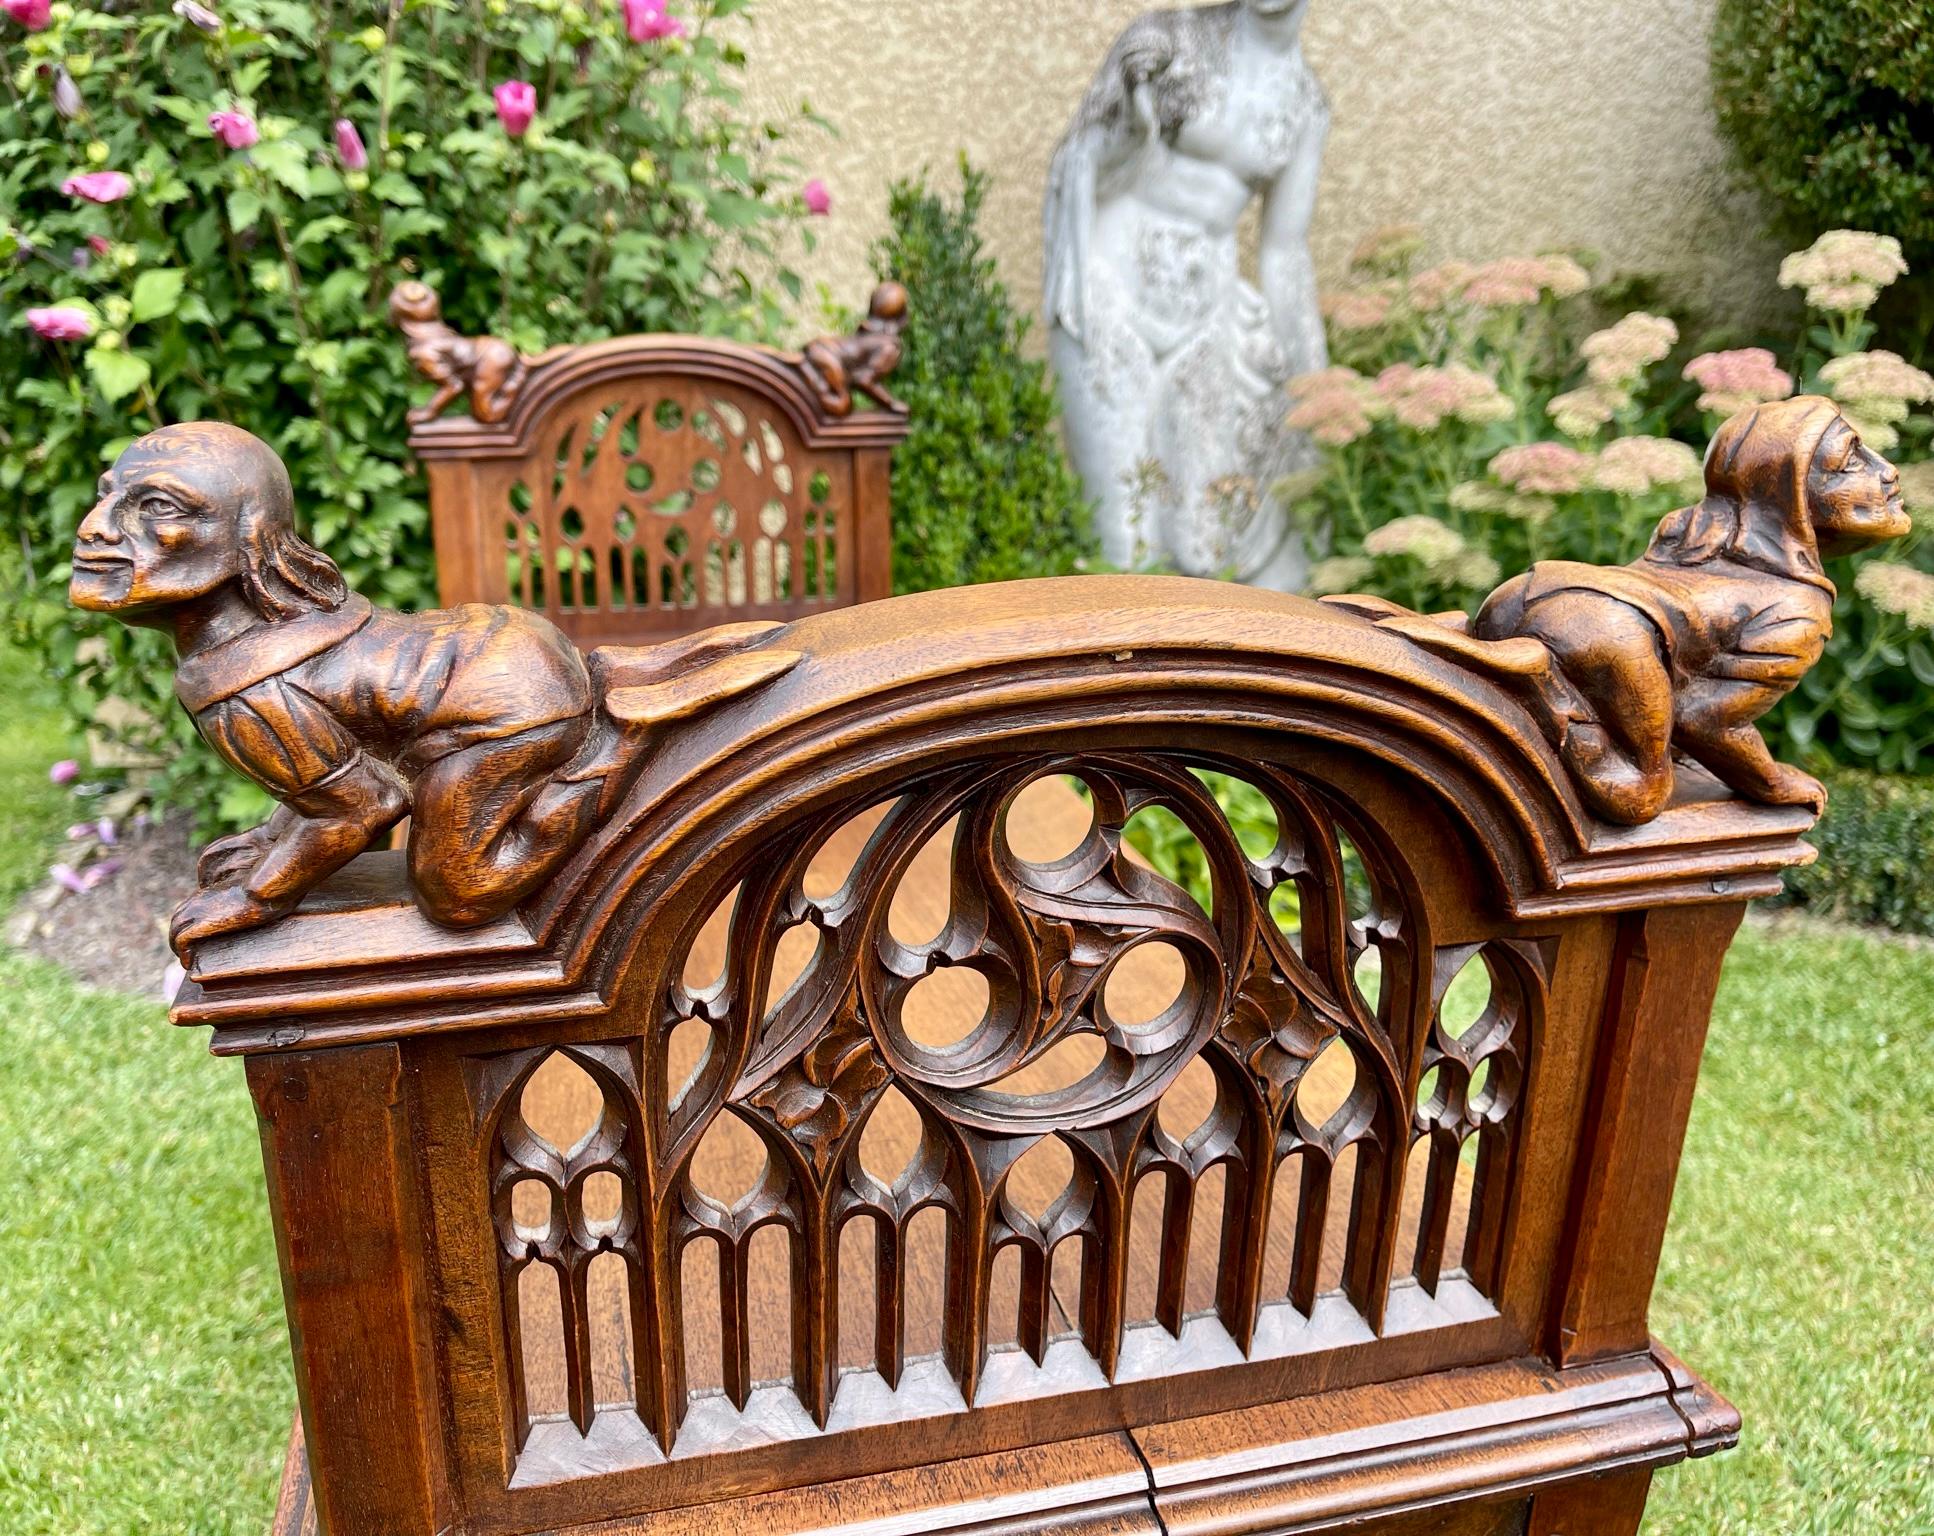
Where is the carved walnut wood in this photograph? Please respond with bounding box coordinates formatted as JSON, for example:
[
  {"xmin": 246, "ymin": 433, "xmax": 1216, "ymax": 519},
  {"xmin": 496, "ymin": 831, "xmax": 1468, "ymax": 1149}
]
[
  {"xmin": 799, "ymin": 282, "xmax": 911, "ymax": 417},
  {"xmin": 391, "ymin": 280, "xmax": 531, "ymax": 424},
  {"xmin": 404, "ymin": 292, "xmax": 910, "ymax": 648},
  {"xmin": 1326, "ymin": 397, "xmax": 1910, "ymax": 825},
  {"xmin": 144, "ymin": 574, "xmax": 1811, "ymax": 1536},
  {"xmin": 67, "ymin": 422, "xmax": 799, "ymax": 944}
]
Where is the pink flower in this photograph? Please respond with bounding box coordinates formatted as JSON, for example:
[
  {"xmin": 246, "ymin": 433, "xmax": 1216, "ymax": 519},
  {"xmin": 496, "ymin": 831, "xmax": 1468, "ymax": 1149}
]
[
  {"xmin": 623, "ymin": 0, "xmax": 686, "ymax": 42},
  {"xmin": 333, "ymin": 118, "xmax": 368, "ymax": 171},
  {"xmin": 172, "ymin": 0, "xmax": 222, "ymax": 30},
  {"xmin": 4, "ymin": 0, "xmax": 51, "ymax": 30},
  {"xmin": 50, "ymin": 863, "xmax": 88, "ymax": 896},
  {"xmin": 208, "ymin": 109, "xmax": 259, "ymax": 150},
  {"xmin": 26, "ymin": 307, "xmax": 94, "ymax": 341},
  {"xmin": 61, "ymin": 171, "xmax": 133, "ymax": 204},
  {"xmin": 1489, "ymin": 442, "xmax": 1597, "ymax": 496},
  {"xmin": 97, "ymin": 816, "xmax": 118, "ymax": 845},
  {"xmin": 49, "ymin": 758, "xmax": 80, "ymax": 784},
  {"xmin": 66, "ymin": 823, "xmax": 95, "ymax": 841},
  {"xmin": 1682, "ymin": 348, "xmax": 1794, "ymax": 417},
  {"xmin": 494, "ymin": 80, "xmax": 537, "ymax": 137},
  {"xmin": 86, "ymin": 234, "xmax": 112, "ymax": 257},
  {"xmin": 803, "ymin": 178, "xmax": 832, "ymax": 217}
]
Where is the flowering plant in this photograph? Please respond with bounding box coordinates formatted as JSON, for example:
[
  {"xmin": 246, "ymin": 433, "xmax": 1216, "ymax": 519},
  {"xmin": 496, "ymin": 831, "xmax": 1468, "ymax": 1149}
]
[
  {"xmin": 1294, "ymin": 227, "xmax": 1934, "ymax": 773},
  {"xmin": 1, "ymin": 0, "xmax": 828, "ymax": 828}
]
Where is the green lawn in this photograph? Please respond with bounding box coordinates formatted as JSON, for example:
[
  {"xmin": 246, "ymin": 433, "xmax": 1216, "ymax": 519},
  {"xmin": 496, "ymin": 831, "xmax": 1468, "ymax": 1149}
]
[{"xmin": 0, "ymin": 650, "xmax": 1926, "ymax": 1531}]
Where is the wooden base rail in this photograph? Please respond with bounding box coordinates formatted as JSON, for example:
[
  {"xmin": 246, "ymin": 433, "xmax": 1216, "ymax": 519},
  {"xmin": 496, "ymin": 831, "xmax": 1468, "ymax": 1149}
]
[{"xmin": 273, "ymin": 1346, "xmax": 1735, "ymax": 1535}]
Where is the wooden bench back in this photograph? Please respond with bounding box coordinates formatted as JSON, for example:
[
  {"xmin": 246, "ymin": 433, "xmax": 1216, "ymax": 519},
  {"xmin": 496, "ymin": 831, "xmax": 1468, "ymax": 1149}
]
[
  {"xmin": 178, "ymin": 579, "xmax": 1785, "ymax": 1535},
  {"xmin": 409, "ymin": 336, "xmax": 907, "ymax": 646}
]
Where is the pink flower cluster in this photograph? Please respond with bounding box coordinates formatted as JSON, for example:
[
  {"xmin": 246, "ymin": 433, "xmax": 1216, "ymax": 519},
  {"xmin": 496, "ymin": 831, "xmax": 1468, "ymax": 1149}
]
[
  {"xmin": 803, "ymin": 178, "xmax": 832, "ymax": 216},
  {"xmin": 4, "ymin": 0, "xmax": 51, "ymax": 30},
  {"xmin": 1374, "ymin": 362, "xmax": 1512, "ymax": 431},
  {"xmin": 1779, "ymin": 230, "xmax": 1909, "ymax": 314},
  {"xmin": 1286, "ymin": 367, "xmax": 1384, "ymax": 447},
  {"xmin": 1321, "ymin": 284, "xmax": 1396, "ymax": 332},
  {"xmin": 1488, "ymin": 442, "xmax": 1595, "ymax": 496},
  {"xmin": 1682, "ymin": 348, "xmax": 1794, "ymax": 417},
  {"xmin": 1347, "ymin": 223, "xmax": 1423, "ymax": 271},
  {"xmin": 623, "ymin": 0, "xmax": 686, "ymax": 42},
  {"xmin": 1582, "ymin": 312, "xmax": 1679, "ymax": 387},
  {"xmin": 1592, "ymin": 436, "xmax": 1702, "ymax": 497},
  {"xmin": 1546, "ymin": 383, "xmax": 1623, "ymax": 439},
  {"xmin": 1855, "ymin": 563, "xmax": 1934, "ymax": 632},
  {"xmin": 1409, "ymin": 255, "xmax": 1588, "ymax": 312},
  {"xmin": 1819, "ymin": 350, "xmax": 1934, "ymax": 452}
]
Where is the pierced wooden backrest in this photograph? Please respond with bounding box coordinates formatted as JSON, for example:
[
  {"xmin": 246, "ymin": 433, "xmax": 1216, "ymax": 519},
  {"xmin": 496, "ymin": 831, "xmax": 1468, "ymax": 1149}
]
[
  {"xmin": 186, "ymin": 579, "xmax": 1788, "ymax": 1535},
  {"xmin": 409, "ymin": 339, "xmax": 906, "ymax": 646}
]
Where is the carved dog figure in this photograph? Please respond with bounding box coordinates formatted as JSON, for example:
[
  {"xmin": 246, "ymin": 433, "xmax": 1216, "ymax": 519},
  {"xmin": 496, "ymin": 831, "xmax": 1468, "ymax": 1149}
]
[
  {"xmin": 69, "ymin": 423, "xmax": 796, "ymax": 947},
  {"xmin": 389, "ymin": 280, "xmax": 529, "ymax": 424},
  {"xmin": 800, "ymin": 282, "xmax": 911, "ymax": 416},
  {"xmin": 1332, "ymin": 398, "xmax": 1909, "ymax": 824}
]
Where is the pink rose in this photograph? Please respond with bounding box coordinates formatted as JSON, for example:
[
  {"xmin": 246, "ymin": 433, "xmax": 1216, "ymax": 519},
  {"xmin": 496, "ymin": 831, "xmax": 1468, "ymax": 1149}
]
[
  {"xmin": 4, "ymin": 0, "xmax": 51, "ymax": 30},
  {"xmin": 333, "ymin": 118, "xmax": 368, "ymax": 171},
  {"xmin": 494, "ymin": 80, "xmax": 537, "ymax": 138},
  {"xmin": 803, "ymin": 178, "xmax": 832, "ymax": 217},
  {"xmin": 86, "ymin": 234, "xmax": 112, "ymax": 257},
  {"xmin": 49, "ymin": 758, "xmax": 80, "ymax": 783},
  {"xmin": 61, "ymin": 171, "xmax": 133, "ymax": 204},
  {"xmin": 26, "ymin": 307, "xmax": 94, "ymax": 341},
  {"xmin": 623, "ymin": 0, "xmax": 686, "ymax": 41},
  {"xmin": 208, "ymin": 109, "xmax": 259, "ymax": 150}
]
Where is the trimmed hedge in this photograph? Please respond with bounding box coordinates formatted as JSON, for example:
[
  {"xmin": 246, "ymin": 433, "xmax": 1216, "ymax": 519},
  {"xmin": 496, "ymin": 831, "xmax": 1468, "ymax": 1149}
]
[
  {"xmin": 1711, "ymin": 1, "xmax": 1934, "ymax": 277},
  {"xmin": 1782, "ymin": 770, "xmax": 1934, "ymax": 936}
]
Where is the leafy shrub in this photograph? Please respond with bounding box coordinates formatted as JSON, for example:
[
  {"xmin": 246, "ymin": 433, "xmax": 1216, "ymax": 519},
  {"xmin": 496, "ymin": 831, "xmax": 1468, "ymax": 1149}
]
[
  {"xmin": 869, "ymin": 156, "xmax": 1094, "ymax": 592},
  {"xmin": 1711, "ymin": 1, "xmax": 1934, "ymax": 305},
  {"xmin": 1781, "ymin": 770, "xmax": 1934, "ymax": 935},
  {"xmin": 1, "ymin": 0, "xmax": 820, "ymax": 828},
  {"xmin": 1297, "ymin": 227, "xmax": 1934, "ymax": 774}
]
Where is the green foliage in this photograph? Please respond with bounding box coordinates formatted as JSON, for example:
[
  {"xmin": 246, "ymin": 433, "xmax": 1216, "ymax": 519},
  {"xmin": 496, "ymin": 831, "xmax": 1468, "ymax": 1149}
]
[
  {"xmin": 1710, "ymin": 1, "xmax": 1934, "ymax": 283},
  {"xmin": 1779, "ymin": 770, "xmax": 1934, "ymax": 935},
  {"xmin": 1, "ymin": 0, "xmax": 822, "ymax": 830},
  {"xmin": 1301, "ymin": 233, "xmax": 1934, "ymax": 775},
  {"xmin": 869, "ymin": 157, "xmax": 1095, "ymax": 593}
]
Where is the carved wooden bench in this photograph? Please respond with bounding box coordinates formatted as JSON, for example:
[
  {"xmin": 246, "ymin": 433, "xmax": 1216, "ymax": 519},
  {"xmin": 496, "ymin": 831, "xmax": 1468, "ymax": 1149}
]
[
  {"xmin": 395, "ymin": 283, "xmax": 911, "ymax": 647},
  {"xmin": 76, "ymin": 398, "xmax": 1907, "ymax": 1534}
]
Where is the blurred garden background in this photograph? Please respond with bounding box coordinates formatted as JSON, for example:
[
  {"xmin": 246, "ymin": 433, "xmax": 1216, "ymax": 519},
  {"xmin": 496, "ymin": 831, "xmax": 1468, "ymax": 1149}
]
[{"xmin": 3, "ymin": 0, "xmax": 1931, "ymax": 1530}]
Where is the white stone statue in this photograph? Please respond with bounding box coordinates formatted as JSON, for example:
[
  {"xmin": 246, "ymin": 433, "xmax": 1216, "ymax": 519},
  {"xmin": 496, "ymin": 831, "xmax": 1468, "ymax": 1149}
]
[{"xmin": 1045, "ymin": 0, "xmax": 1329, "ymax": 588}]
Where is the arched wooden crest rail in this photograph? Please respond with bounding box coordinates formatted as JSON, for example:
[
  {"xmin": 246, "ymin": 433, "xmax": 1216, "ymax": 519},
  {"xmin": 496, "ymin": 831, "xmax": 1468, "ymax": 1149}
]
[{"xmin": 179, "ymin": 579, "xmax": 1781, "ymax": 1536}]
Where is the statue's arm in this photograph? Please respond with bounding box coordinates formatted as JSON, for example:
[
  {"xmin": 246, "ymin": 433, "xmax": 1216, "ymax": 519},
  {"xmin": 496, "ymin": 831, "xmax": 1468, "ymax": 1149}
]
[{"xmin": 1259, "ymin": 111, "xmax": 1331, "ymax": 377}]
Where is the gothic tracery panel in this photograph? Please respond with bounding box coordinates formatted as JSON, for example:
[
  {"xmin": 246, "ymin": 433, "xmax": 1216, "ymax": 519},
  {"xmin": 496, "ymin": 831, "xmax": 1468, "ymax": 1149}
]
[{"xmin": 475, "ymin": 753, "xmax": 1537, "ymax": 1464}]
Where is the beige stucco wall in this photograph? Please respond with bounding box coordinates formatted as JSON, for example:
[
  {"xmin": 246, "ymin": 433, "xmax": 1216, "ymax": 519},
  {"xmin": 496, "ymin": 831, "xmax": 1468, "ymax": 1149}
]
[{"xmin": 742, "ymin": 0, "xmax": 1780, "ymax": 339}]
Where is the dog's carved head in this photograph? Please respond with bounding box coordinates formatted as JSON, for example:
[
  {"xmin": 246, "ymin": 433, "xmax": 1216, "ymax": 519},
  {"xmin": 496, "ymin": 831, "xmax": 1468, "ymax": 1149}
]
[{"xmin": 1649, "ymin": 396, "xmax": 1909, "ymax": 577}]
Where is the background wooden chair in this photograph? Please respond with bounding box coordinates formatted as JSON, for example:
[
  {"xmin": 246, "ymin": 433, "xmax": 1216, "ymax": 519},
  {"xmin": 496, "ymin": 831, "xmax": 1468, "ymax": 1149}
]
[
  {"xmin": 399, "ymin": 284, "xmax": 910, "ymax": 647},
  {"xmin": 170, "ymin": 575, "xmax": 1792, "ymax": 1536}
]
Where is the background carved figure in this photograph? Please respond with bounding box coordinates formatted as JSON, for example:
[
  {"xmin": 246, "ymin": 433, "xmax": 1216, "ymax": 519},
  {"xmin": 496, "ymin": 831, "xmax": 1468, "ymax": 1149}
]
[
  {"xmin": 1045, "ymin": 0, "xmax": 1329, "ymax": 587},
  {"xmin": 1329, "ymin": 399, "xmax": 1911, "ymax": 825},
  {"xmin": 68, "ymin": 423, "xmax": 797, "ymax": 946},
  {"xmin": 390, "ymin": 280, "xmax": 530, "ymax": 424},
  {"xmin": 800, "ymin": 281, "xmax": 911, "ymax": 416}
]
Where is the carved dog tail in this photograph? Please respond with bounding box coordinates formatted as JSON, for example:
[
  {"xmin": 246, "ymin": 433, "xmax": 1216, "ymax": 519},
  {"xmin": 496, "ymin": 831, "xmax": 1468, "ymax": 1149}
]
[{"xmin": 1319, "ymin": 593, "xmax": 1554, "ymax": 680}]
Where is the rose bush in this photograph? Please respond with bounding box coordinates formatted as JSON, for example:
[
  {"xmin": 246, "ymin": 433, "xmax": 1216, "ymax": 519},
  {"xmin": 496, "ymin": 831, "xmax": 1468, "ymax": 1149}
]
[
  {"xmin": 1291, "ymin": 228, "xmax": 1934, "ymax": 775},
  {"xmin": 2, "ymin": 0, "xmax": 825, "ymax": 827}
]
